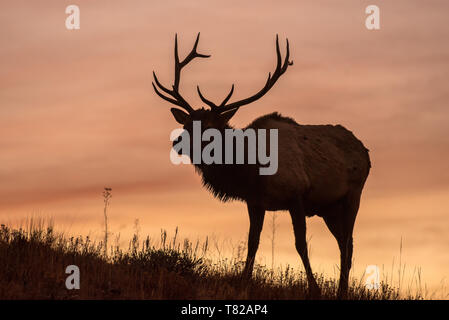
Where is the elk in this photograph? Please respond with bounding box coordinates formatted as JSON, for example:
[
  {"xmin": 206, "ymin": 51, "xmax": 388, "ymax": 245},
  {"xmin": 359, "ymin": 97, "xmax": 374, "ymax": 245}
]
[{"xmin": 152, "ymin": 33, "xmax": 371, "ymax": 298}]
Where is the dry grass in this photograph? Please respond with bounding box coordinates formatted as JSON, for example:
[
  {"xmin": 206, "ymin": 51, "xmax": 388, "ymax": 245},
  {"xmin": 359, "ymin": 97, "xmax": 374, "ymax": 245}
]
[{"xmin": 0, "ymin": 222, "xmax": 422, "ymax": 300}]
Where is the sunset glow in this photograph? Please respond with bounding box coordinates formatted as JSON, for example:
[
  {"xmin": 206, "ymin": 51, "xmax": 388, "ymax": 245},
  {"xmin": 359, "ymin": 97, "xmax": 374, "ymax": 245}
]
[{"xmin": 1, "ymin": 1, "xmax": 449, "ymax": 298}]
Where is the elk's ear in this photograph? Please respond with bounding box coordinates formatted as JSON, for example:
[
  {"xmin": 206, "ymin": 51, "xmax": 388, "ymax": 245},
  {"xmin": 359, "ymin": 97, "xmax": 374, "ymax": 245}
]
[
  {"xmin": 170, "ymin": 108, "xmax": 190, "ymax": 125},
  {"xmin": 220, "ymin": 108, "xmax": 238, "ymax": 123}
]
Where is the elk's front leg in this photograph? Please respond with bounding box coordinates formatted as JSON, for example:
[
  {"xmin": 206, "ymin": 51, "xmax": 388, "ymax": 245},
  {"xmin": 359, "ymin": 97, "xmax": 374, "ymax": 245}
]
[{"xmin": 242, "ymin": 204, "xmax": 265, "ymax": 278}]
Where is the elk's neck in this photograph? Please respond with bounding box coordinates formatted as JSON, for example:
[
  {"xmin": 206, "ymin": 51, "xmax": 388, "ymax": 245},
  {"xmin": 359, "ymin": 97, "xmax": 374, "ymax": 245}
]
[
  {"xmin": 194, "ymin": 162, "xmax": 256, "ymax": 203},
  {"xmin": 193, "ymin": 124, "xmax": 257, "ymax": 202}
]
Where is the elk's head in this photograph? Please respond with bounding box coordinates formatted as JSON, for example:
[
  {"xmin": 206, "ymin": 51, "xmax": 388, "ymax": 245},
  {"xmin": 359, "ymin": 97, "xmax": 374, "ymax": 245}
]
[{"xmin": 152, "ymin": 33, "xmax": 293, "ymax": 155}]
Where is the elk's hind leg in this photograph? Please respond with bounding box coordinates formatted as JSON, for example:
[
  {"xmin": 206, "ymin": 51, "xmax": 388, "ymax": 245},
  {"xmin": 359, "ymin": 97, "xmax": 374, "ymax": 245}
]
[
  {"xmin": 289, "ymin": 201, "xmax": 321, "ymax": 297},
  {"xmin": 243, "ymin": 204, "xmax": 265, "ymax": 278},
  {"xmin": 323, "ymin": 190, "xmax": 361, "ymax": 299}
]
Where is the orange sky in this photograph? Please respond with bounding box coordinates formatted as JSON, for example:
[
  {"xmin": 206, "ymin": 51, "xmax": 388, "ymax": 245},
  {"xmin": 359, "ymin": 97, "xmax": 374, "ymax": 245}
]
[{"xmin": 1, "ymin": 1, "xmax": 449, "ymax": 297}]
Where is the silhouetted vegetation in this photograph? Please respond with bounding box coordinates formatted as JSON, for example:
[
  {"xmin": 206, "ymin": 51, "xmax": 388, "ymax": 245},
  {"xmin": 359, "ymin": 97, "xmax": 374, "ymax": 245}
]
[{"xmin": 0, "ymin": 223, "xmax": 421, "ymax": 300}]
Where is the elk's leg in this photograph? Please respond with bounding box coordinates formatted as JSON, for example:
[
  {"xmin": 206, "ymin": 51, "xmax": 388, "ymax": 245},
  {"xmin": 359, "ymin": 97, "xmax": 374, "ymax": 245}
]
[
  {"xmin": 323, "ymin": 192, "xmax": 360, "ymax": 299},
  {"xmin": 243, "ymin": 204, "xmax": 265, "ymax": 278},
  {"xmin": 289, "ymin": 202, "xmax": 321, "ymax": 296}
]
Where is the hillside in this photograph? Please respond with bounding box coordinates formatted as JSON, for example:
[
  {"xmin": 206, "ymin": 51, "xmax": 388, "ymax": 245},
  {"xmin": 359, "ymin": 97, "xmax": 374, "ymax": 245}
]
[{"xmin": 0, "ymin": 224, "xmax": 411, "ymax": 300}]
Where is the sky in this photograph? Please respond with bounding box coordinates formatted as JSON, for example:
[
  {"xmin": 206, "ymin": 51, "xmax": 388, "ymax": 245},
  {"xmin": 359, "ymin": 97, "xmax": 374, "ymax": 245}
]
[{"xmin": 1, "ymin": 1, "xmax": 449, "ymax": 297}]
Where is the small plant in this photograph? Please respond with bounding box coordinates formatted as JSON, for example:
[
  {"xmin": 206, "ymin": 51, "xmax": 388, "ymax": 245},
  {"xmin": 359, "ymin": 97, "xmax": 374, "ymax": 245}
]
[
  {"xmin": 103, "ymin": 187, "xmax": 112, "ymax": 258},
  {"xmin": 268, "ymin": 212, "xmax": 278, "ymax": 272}
]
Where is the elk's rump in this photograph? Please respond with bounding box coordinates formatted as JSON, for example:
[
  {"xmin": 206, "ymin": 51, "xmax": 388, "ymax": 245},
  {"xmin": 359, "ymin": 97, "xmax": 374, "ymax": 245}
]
[{"xmin": 248, "ymin": 113, "xmax": 371, "ymax": 212}]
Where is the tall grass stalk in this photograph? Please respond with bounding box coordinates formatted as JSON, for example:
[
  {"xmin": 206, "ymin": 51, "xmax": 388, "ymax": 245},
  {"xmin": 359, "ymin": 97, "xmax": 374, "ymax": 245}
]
[{"xmin": 103, "ymin": 187, "xmax": 112, "ymax": 258}]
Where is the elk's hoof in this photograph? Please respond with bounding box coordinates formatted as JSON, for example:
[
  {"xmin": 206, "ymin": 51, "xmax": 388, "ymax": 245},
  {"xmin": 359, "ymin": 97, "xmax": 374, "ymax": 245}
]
[
  {"xmin": 337, "ymin": 288, "xmax": 349, "ymax": 300},
  {"xmin": 308, "ymin": 283, "xmax": 322, "ymax": 299}
]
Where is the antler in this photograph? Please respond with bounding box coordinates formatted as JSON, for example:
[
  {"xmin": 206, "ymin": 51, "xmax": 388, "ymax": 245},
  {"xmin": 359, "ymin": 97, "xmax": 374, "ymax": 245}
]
[
  {"xmin": 197, "ymin": 35, "xmax": 293, "ymax": 114},
  {"xmin": 152, "ymin": 33, "xmax": 210, "ymax": 114}
]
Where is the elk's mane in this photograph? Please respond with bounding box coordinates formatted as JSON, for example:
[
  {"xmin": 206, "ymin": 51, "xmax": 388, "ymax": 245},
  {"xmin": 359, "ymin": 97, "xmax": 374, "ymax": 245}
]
[{"xmin": 194, "ymin": 112, "xmax": 299, "ymax": 203}]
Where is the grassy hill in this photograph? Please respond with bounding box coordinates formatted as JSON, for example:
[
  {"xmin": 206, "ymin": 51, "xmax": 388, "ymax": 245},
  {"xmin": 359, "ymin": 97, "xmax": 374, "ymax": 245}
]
[{"xmin": 0, "ymin": 223, "xmax": 417, "ymax": 300}]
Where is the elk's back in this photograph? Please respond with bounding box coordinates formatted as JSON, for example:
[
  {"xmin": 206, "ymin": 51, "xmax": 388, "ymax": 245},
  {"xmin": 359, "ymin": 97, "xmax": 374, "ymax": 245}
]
[{"xmin": 248, "ymin": 113, "xmax": 371, "ymax": 211}]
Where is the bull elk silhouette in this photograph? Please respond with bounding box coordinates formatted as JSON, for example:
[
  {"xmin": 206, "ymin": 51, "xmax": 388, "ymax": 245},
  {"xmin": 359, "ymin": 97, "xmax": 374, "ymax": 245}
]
[{"xmin": 152, "ymin": 33, "xmax": 371, "ymax": 298}]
